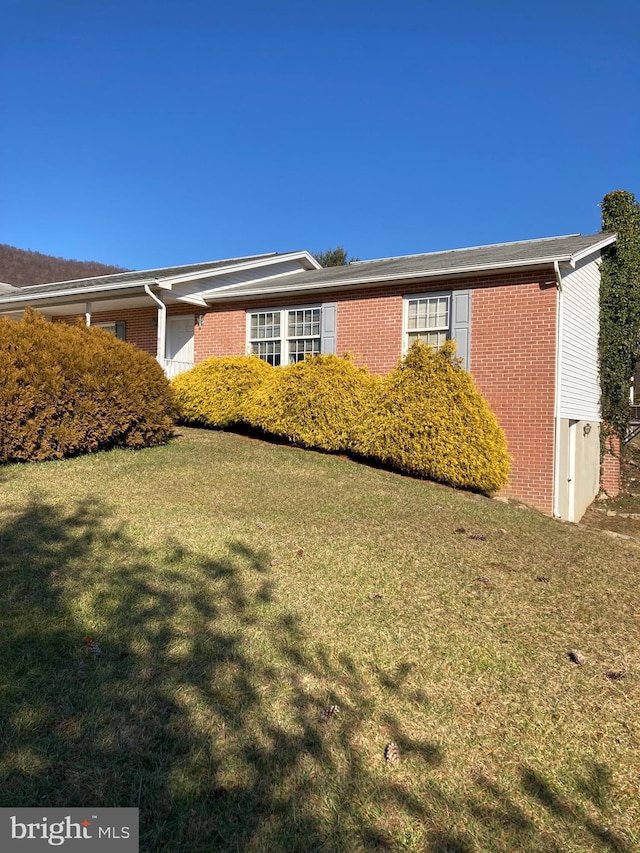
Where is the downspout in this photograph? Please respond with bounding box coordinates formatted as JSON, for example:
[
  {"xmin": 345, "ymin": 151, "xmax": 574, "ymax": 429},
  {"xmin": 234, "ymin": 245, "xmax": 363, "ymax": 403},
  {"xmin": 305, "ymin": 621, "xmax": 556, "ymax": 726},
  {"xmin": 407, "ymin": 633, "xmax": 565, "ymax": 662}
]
[
  {"xmin": 144, "ymin": 282, "xmax": 167, "ymax": 369},
  {"xmin": 552, "ymin": 260, "xmax": 564, "ymax": 518}
]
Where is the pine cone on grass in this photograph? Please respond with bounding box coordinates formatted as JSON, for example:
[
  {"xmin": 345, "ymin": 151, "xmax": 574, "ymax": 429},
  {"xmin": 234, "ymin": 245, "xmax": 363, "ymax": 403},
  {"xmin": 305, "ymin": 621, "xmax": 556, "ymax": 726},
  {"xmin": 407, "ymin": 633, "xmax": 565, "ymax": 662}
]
[
  {"xmin": 384, "ymin": 742, "xmax": 400, "ymax": 764},
  {"xmin": 83, "ymin": 637, "xmax": 104, "ymax": 657}
]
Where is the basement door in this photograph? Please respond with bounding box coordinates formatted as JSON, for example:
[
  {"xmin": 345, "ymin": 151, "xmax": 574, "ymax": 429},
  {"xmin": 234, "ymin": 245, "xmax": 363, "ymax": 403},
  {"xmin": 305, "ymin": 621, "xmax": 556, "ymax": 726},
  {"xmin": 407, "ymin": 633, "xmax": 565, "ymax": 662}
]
[
  {"xmin": 165, "ymin": 315, "xmax": 195, "ymax": 378},
  {"xmin": 567, "ymin": 419, "xmax": 577, "ymax": 523}
]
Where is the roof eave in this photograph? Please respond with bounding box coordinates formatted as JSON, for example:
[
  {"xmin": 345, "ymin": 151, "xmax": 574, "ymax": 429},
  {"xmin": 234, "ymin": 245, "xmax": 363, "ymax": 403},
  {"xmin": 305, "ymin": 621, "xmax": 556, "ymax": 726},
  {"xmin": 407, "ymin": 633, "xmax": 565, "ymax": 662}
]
[
  {"xmin": 0, "ymin": 280, "xmax": 170, "ymax": 310},
  {"xmin": 204, "ymin": 255, "xmax": 579, "ymax": 302},
  {"xmin": 157, "ymin": 250, "xmax": 320, "ymax": 286},
  {"xmin": 0, "ymin": 252, "xmax": 322, "ymax": 308},
  {"xmin": 569, "ymin": 233, "xmax": 616, "ymax": 266}
]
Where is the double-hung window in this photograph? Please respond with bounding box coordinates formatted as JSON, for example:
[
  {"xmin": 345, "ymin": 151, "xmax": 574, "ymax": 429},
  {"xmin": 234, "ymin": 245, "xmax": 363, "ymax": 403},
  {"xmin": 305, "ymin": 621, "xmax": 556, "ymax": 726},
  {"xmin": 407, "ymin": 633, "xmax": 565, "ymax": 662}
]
[
  {"xmin": 248, "ymin": 306, "xmax": 322, "ymax": 365},
  {"xmin": 248, "ymin": 311, "xmax": 282, "ymax": 366},
  {"xmin": 403, "ymin": 290, "xmax": 471, "ymax": 369},
  {"xmin": 404, "ymin": 293, "xmax": 450, "ymax": 350}
]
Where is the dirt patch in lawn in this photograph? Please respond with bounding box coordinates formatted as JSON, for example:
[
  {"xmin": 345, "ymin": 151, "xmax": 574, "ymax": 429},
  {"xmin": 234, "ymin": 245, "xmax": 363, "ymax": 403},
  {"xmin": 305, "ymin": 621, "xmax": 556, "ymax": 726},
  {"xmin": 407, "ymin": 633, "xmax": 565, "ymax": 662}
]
[{"xmin": 581, "ymin": 436, "xmax": 640, "ymax": 539}]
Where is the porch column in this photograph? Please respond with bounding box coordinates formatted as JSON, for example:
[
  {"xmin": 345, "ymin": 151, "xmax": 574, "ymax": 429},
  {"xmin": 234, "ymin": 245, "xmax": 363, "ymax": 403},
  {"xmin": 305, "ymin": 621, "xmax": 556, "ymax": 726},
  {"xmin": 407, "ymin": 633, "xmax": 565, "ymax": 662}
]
[{"xmin": 85, "ymin": 302, "xmax": 92, "ymax": 326}]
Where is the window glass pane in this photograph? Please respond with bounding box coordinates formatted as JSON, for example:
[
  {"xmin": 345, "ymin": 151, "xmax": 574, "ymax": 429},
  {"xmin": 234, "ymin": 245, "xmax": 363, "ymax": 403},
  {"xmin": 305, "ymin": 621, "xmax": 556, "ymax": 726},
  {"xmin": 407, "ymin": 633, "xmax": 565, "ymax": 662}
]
[
  {"xmin": 250, "ymin": 307, "xmax": 321, "ymax": 366},
  {"xmin": 407, "ymin": 330, "xmax": 448, "ymax": 349},
  {"xmin": 407, "ymin": 297, "xmax": 449, "ymax": 331},
  {"xmin": 250, "ymin": 312, "xmax": 280, "ymax": 340},
  {"xmin": 408, "ymin": 299, "xmax": 423, "ymax": 330},
  {"xmin": 435, "ymin": 297, "xmax": 448, "ymax": 327},
  {"xmin": 287, "ymin": 308, "xmax": 321, "ymax": 362},
  {"xmin": 251, "ymin": 340, "xmax": 281, "ymax": 366},
  {"xmin": 288, "ymin": 338, "xmax": 321, "ymax": 363},
  {"xmin": 288, "ymin": 308, "xmax": 320, "ymax": 338}
]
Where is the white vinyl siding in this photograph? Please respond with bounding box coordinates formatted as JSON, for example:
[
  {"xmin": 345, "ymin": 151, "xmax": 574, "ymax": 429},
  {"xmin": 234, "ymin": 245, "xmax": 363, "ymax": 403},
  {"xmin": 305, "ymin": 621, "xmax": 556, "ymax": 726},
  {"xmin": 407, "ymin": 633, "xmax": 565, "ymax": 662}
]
[
  {"xmin": 198, "ymin": 259, "xmax": 315, "ymax": 300},
  {"xmin": 558, "ymin": 255, "xmax": 602, "ymax": 422}
]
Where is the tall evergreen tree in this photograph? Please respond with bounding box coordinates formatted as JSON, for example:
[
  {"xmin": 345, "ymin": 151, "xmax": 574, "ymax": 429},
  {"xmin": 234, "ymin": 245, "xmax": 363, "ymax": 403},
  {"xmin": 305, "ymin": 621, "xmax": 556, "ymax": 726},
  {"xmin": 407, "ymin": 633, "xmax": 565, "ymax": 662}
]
[{"xmin": 599, "ymin": 189, "xmax": 640, "ymax": 439}]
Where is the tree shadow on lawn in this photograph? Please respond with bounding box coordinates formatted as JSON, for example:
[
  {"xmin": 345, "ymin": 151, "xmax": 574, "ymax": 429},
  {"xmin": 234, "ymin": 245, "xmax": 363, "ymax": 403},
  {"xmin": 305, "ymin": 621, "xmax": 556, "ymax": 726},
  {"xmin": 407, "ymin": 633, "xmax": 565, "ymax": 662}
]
[
  {"xmin": 0, "ymin": 498, "xmax": 634, "ymax": 852},
  {"xmin": 0, "ymin": 497, "xmax": 441, "ymax": 850}
]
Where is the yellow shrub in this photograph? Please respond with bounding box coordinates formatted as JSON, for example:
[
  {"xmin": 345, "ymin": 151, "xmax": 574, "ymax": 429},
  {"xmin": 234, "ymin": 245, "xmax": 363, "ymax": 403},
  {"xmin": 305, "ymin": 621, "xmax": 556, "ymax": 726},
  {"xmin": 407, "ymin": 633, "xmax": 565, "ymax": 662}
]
[
  {"xmin": 244, "ymin": 354, "xmax": 380, "ymax": 451},
  {"xmin": 171, "ymin": 355, "xmax": 273, "ymax": 428},
  {"xmin": 0, "ymin": 308, "xmax": 174, "ymax": 464},
  {"xmin": 351, "ymin": 341, "xmax": 510, "ymax": 493}
]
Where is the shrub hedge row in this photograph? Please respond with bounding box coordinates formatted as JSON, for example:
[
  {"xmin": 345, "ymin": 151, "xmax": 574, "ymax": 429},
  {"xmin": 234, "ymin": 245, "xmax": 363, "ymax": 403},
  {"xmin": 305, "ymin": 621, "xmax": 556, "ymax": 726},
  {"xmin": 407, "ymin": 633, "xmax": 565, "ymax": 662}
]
[
  {"xmin": 0, "ymin": 308, "xmax": 174, "ymax": 463},
  {"xmin": 172, "ymin": 343, "xmax": 510, "ymax": 494},
  {"xmin": 170, "ymin": 355, "xmax": 272, "ymax": 429},
  {"xmin": 243, "ymin": 354, "xmax": 379, "ymax": 452},
  {"xmin": 350, "ymin": 341, "xmax": 510, "ymax": 492}
]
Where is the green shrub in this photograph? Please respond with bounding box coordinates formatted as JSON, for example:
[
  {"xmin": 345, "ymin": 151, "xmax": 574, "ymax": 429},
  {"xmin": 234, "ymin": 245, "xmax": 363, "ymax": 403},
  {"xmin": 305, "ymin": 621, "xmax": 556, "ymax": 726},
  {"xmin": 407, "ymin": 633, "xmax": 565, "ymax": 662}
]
[
  {"xmin": 244, "ymin": 354, "xmax": 379, "ymax": 451},
  {"xmin": 169, "ymin": 344, "xmax": 509, "ymax": 494},
  {"xmin": 0, "ymin": 308, "xmax": 174, "ymax": 464},
  {"xmin": 171, "ymin": 355, "xmax": 273, "ymax": 428},
  {"xmin": 351, "ymin": 341, "xmax": 510, "ymax": 493}
]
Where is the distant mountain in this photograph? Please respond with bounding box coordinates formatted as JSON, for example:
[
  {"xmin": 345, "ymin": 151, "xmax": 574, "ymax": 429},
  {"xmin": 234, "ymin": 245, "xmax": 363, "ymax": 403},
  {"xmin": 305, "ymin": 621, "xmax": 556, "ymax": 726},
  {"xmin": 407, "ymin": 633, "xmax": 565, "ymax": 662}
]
[{"xmin": 0, "ymin": 243, "xmax": 129, "ymax": 288}]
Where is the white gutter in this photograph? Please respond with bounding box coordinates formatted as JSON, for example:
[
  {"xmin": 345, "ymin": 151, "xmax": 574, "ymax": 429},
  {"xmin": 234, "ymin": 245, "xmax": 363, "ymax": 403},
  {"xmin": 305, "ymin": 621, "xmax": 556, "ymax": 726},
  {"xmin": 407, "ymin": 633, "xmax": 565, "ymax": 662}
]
[
  {"xmin": 552, "ymin": 260, "xmax": 564, "ymax": 518},
  {"xmin": 144, "ymin": 283, "xmax": 166, "ymax": 367},
  {"xmin": 200, "ymin": 256, "xmax": 588, "ymax": 302},
  {"xmin": 0, "ymin": 279, "xmax": 173, "ymax": 303}
]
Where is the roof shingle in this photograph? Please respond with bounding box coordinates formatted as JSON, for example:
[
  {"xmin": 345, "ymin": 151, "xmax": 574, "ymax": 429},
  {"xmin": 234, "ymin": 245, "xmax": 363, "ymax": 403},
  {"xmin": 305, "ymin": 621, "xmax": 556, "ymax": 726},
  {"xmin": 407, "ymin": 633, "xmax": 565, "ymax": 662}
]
[{"xmin": 213, "ymin": 233, "xmax": 614, "ymax": 299}]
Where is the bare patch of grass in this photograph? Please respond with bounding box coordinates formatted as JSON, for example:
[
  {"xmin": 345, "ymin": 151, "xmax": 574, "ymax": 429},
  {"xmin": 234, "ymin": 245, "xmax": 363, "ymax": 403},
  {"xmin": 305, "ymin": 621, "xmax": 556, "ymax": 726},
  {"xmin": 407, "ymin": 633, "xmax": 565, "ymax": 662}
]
[
  {"xmin": 582, "ymin": 437, "xmax": 640, "ymax": 538},
  {"xmin": 0, "ymin": 427, "xmax": 638, "ymax": 852}
]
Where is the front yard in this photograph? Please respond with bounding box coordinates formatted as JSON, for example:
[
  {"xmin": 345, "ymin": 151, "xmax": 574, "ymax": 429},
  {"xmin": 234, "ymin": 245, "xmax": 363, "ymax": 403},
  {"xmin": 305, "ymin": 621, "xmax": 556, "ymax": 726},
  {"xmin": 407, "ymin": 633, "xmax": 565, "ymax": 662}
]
[{"xmin": 0, "ymin": 427, "xmax": 638, "ymax": 852}]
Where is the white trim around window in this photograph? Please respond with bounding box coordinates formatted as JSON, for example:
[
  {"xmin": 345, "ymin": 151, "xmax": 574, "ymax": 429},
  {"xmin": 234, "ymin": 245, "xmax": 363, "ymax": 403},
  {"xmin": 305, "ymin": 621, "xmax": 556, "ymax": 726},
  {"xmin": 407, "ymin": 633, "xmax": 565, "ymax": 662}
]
[
  {"xmin": 247, "ymin": 305, "xmax": 322, "ymax": 366},
  {"xmin": 403, "ymin": 291, "xmax": 451, "ymax": 354},
  {"xmin": 94, "ymin": 321, "xmax": 118, "ymax": 334}
]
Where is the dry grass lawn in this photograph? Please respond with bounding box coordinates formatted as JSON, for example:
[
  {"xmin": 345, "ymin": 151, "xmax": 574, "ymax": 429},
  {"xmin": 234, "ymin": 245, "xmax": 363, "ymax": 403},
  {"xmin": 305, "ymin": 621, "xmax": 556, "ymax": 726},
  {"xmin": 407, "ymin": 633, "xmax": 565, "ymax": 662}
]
[{"xmin": 0, "ymin": 427, "xmax": 638, "ymax": 852}]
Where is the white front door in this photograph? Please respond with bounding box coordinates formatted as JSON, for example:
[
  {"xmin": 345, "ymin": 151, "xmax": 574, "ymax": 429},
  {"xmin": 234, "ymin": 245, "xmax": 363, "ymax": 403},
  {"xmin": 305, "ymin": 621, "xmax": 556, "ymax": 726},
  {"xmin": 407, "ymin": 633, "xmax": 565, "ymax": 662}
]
[{"xmin": 165, "ymin": 315, "xmax": 194, "ymax": 378}]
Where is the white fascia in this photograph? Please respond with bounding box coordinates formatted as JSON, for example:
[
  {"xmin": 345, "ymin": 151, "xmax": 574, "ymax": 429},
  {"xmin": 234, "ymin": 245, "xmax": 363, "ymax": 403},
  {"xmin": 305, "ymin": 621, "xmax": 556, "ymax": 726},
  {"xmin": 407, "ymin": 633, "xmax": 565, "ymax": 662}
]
[
  {"xmin": 158, "ymin": 251, "xmax": 321, "ymax": 288},
  {"xmin": 568, "ymin": 234, "xmax": 616, "ymax": 267},
  {"xmin": 172, "ymin": 293, "xmax": 209, "ymax": 307},
  {"xmin": 0, "ymin": 279, "xmax": 173, "ymax": 308}
]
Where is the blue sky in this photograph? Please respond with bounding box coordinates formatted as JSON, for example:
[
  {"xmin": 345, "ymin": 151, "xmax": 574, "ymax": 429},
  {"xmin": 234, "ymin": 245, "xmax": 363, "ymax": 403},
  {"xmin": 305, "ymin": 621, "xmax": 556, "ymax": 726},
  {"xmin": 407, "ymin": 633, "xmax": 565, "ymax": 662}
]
[{"xmin": 2, "ymin": 0, "xmax": 638, "ymax": 270}]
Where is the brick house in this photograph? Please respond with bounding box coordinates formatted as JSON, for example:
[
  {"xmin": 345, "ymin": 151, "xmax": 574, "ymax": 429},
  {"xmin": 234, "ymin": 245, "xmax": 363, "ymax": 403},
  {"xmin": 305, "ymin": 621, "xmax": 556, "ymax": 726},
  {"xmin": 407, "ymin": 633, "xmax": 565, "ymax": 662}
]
[{"xmin": 0, "ymin": 233, "xmax": 619, "ymax": 520}]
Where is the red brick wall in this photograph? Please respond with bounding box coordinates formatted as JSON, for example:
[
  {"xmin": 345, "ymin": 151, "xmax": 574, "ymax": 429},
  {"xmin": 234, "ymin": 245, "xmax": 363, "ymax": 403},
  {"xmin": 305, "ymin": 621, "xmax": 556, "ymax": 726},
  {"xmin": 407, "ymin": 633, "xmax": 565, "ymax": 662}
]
[
  {"xmin": 601, "ymin": 431, "xmax": 621, "ymax": 497},
  {"xmin": 195, "ymin": 307, "xmax": 245, "ymax": 360},
  {"xmin": 470, "ymin": 276, "xmax": 558, "ymax": 513},
  {"xmin": 334, "ymin": 289, "xmax": 403, "ymax": 373},
  {"xmin": 55, "ymin": 306, "xmax": 193, "ymax": 358},
  {"xmin": 319, "ymin": 272, "xmax": 559, "ymax": 513}
]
